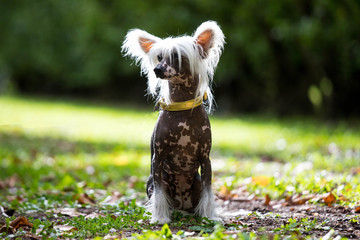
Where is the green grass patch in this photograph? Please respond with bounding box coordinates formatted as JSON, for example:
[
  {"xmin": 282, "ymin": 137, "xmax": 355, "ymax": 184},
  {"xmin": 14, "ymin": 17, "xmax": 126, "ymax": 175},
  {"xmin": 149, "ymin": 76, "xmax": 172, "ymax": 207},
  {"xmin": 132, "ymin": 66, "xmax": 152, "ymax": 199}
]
[{"xmin": 1, "ymin": 95, "xmax": 360, "ymax": 239}]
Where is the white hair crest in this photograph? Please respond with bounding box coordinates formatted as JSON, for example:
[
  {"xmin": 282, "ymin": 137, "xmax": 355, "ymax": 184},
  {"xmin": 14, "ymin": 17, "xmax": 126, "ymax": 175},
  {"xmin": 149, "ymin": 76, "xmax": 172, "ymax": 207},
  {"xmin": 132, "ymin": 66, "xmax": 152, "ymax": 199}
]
[{"xmin": 122, "ymin": 21, "xmax": 225, "ymax": 113}]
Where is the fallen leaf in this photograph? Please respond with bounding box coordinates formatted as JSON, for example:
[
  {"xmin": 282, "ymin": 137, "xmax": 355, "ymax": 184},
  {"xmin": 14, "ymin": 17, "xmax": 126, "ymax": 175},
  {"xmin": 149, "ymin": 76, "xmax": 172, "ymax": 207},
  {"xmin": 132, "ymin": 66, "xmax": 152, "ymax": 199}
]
[
  {"xmin": 101, "ymin": 191, "xmax": 122, "ymax": 205},
  {"xmin": 272, "ymin": 204, "xmax": 283, "ymax": 209},
  {"xmin": 104, "ymin": 234, "xmax": 123, "ymax": 239},
  {"xmin": 85, "ymin": 212, "xmax": 105, "ymax": 219},
  {"xmin": 354, "ymin": 206, "xmax": 360, "ymax": 213},
  {"xmin": 219, "ymin": 185, "xmax": 230, "ymax": 195},
  {"xmin": 251, "ymin": 176, "xmax": 271, "ymax": 187},
  {"xmin": 264, "ymin": 194, "xmax": 271, "ymax": 206},
  {"xmin": 0, "ymin": 216, "xmax": 34, "ymax": 234},
  {"xmin": 323, "ymin": 192, "xmax": 336, "ymax": 207},
  {"xmin": 75, "ymin": 193, "xmax": 96, "ymax": 204},
  {"xmin": 219, "ymin": 185, "xmax": 233, "ymax": 200},
  {"xmin": 48, "ymin": 208, "xmax": 86, "ymax": 217},
  {"xmin": 285, "ymin": 194, "xmax": 315, "ymax": 206},
  {"xmin": 10, "ymin": 216, "xmax": 33, "ymax": 230},
  {"xmin": 338, "ymin": 195, "xmax": 349, "ymax": 202},
  {"xmin": 6, "ymin": 195, "xmax": 24, "ymax": 203},
  {"xmin": 54, "ymin": 225, "xmax": 78, "ymax": 232},
  {"xmin": 292, "ymin": 197, "xmax": 312, "ymax": 205}
]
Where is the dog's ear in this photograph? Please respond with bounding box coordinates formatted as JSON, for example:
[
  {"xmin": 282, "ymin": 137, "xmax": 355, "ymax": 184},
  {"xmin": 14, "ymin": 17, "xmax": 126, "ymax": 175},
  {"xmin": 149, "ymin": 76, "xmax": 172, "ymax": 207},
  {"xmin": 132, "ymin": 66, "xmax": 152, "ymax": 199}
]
[
  {"xmin": 195, "ymin": 29, "xmax": 214, "ymax": 58},
  {"xmin": 139, "ymin": 37, "xmax": 156, "ymax": 53},
  {"xmin": 193, "ymin": 21, "xmax": 225, "ymax": 59},
  {"xmin": 122, "ymin": 29, "xmax": 160, "ymax": 59}
]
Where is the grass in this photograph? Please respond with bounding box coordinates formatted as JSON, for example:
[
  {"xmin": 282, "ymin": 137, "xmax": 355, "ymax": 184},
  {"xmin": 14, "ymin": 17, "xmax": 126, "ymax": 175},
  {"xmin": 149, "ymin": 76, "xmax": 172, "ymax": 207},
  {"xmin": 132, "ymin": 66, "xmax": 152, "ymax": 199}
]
[{"xmin": 0, "ymin": 95, "xmax": 360, "ymax": 239}]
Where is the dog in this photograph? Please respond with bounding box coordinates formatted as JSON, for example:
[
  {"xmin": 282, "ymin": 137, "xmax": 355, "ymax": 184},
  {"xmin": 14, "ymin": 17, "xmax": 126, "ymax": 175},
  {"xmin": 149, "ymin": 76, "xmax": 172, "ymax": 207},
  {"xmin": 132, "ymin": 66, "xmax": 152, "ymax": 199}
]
[{"xmin": 122, "ymin": 21, "xmax": 224, "ymax": 224}]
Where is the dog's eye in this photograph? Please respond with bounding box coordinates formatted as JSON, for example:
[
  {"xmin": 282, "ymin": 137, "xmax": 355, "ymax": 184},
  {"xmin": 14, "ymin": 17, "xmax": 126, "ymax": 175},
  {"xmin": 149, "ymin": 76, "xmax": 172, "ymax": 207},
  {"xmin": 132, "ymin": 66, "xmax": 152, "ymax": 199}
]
[
  {"xmin": 172, "ymin": 53, "xmax": 178, "ymax": 60},
  {"xmin": 157, "ymin": 55, "xmax": 163, "ymax": 61}
]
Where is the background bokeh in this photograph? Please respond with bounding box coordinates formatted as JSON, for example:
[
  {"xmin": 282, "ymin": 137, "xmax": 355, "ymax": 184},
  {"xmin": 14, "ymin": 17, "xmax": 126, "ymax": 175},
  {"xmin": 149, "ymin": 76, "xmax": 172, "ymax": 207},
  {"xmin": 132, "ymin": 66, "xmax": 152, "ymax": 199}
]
[{"xmin": 0, "ymin": 0, "xmax": 359, "ymax": 117}]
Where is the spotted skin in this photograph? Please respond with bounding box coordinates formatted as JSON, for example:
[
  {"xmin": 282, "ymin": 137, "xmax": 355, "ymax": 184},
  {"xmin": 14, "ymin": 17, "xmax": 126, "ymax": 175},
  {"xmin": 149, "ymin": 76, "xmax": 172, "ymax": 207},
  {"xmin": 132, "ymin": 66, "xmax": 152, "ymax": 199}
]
[{"xmin": 147, "ymin": 53, "xmax": 213, "ymax": 215}]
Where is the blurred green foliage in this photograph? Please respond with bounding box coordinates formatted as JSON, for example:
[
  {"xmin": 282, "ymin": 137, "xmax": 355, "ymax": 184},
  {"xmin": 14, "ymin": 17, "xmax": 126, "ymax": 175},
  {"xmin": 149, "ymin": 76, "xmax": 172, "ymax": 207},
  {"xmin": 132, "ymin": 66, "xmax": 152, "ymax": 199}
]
[{"xmin": 0, "ymin": 0, "xmax": 359, "ymax": 116}]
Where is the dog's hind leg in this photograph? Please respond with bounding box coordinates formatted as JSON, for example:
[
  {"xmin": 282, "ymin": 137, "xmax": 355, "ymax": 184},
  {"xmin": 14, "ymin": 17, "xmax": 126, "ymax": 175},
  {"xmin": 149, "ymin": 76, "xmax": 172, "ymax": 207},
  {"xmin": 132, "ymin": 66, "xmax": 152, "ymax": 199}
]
[
  {"xmin": 194, "ymin": 157, "xmax": 218, "ymax": 220},
  {"xmin": 148, "ymin": 186, "xmax": 171, "ymax": 224},
  {"xmin": 191, "ymin": 172, "xmax": 202, "ymax": 208}
]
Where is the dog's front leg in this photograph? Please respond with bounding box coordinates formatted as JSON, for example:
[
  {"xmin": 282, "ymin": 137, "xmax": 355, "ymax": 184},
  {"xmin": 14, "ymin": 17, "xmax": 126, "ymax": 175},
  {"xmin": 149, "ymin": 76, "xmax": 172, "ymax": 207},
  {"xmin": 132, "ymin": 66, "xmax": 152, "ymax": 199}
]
[
  {"xmin": 147, "ymin": 153, "xmax": 172, "ymax": 224},
  {"xmin": 195, "ymin": 157, "xmax": 217, "ymax": 220}
]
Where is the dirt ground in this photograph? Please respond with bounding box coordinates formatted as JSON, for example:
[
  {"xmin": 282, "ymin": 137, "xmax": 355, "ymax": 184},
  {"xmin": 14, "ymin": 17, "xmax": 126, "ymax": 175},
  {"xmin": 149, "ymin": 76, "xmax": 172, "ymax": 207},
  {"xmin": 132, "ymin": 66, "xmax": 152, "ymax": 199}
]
[
  {"xmin": 219, "ymin": 198, "xmax": 360, "ymax": 239},
  {"xmin": 2, "ymin": 197, "xmax": 360, "ymax": 239}
]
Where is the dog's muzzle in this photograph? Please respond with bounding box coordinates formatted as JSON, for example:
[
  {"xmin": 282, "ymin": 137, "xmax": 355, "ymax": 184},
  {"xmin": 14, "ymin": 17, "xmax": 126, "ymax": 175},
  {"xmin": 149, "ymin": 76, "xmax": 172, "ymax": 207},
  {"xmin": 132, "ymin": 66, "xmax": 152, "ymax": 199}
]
[{"xmin": 154, "ymin": 65, "xmax": 166, "ymax": 79}]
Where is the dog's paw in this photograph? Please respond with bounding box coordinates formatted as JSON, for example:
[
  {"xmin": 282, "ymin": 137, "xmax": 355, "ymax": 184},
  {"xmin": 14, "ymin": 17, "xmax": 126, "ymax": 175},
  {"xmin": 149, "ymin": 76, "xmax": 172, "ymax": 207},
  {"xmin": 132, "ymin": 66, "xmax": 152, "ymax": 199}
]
[{"xmin": 150, "ymin": 216, "xmax": 171, "ymax": 224}]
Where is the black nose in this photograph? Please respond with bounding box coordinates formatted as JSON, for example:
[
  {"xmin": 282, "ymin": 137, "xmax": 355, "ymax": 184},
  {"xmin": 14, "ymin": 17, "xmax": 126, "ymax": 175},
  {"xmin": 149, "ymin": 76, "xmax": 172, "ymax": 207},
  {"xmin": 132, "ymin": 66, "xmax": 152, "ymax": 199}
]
[{"xmin": 154, "ymin": 65, "xmax": 164, "ymax": 78}]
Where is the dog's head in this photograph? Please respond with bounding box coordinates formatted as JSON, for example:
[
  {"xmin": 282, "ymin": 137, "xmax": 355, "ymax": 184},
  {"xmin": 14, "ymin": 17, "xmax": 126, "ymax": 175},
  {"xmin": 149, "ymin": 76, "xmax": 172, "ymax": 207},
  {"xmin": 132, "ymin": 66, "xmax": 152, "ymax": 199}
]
[
  {"xmin": 122, "ymin": 21, "xmax": 225, "ymax": 111},
  {"xmin": 151, "ymin": 46, "xmax": 191, "ymax": 82}
]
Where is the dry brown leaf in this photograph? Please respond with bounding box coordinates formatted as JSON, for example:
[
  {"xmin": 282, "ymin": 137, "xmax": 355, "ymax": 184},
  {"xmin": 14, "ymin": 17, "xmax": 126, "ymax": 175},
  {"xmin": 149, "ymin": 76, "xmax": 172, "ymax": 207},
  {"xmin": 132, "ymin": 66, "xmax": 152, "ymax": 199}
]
[
  {"xmin": 10, "ymin": 216, "xmax": 33, "ymax": 230},
  {"xmin": 101, "ymin": 191, "xmax": 122, "ymax": 205},
  {"xmin": 219, "ymin": 185, "xmax": 233, "ymax": 200},
  {"xmin": 338, "ymin": 195, "xmax": 349, "ymax": 202},
  {"xmin": 265, "ymin": 194, "xmax": 271, "ymax": 206},
  {"xmin": 6, "ymin": 195, "xmax": 23, "ymax": 202},
  {"xmin": 292, "ymin": 196, "xmax": 314, "ymax": 205},
  {"xmin": 354, "ymin": 206, "xmax": 360, "ymax": 213},
  {"xmin": 76, "ymin": 193, "xmax": 96, "ymax": 204},
  {"xmin": 285, "ymin": 194, "xmax": 315, "ymax": 206},
  {"xmin": 285, "ymin": 196, "xmax": 292, "ymax": 203},
  {"xmin": 23, "ymin": 232, "xmax": 42, "ymax": 240},
  {"xmin": 251, "ymin": 176, "xmax": 271, "ymax": 187},
  {"xmin": 219, "ymin": 185, "xmax": 231, "ymax": 195},
  {"xmin": 323, "ymin": 192, "xmax": 336, "ymax": 207},
  {"xmin": 0, "ymin": 216, "xmax": 34, "ymax": 234}
]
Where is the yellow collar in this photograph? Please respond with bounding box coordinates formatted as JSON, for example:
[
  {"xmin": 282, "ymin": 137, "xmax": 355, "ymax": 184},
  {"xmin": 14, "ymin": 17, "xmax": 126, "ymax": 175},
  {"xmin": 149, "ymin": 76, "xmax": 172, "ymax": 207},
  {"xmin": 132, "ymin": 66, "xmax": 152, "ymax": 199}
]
[{"xmin": 159, "ymin": 93, "xmax": 207, "ymax": 111}]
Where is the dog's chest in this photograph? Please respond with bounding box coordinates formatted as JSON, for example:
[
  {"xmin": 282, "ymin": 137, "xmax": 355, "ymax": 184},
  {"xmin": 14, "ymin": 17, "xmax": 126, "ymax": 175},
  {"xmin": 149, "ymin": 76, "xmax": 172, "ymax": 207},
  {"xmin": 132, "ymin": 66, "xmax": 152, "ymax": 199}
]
[{"xmin": 153, "ymin": 109, "xmax": 211, "ymax": 172}]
